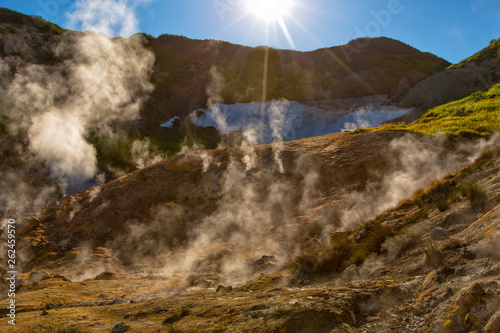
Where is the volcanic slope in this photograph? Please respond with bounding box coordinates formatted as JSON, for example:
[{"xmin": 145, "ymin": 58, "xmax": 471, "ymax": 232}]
[
  {"xmin": 0, "ymin": 131, "xmax": 500, "ymax": 333},
  {"xmin": 2, "ymin": 128, "xmax": 500, "ymax": 332},
  {"xmin": 11, "ymin": 130, "xmax": 480, "ymax": 274}
]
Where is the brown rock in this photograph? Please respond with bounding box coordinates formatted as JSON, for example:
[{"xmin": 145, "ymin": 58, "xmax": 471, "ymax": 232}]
[
  {"xmin": 18, "ymin": 216, "xmax": 40, "ymax": 235},
  {"xmin": 454, "ymin": 283, "xmax": 485, "ymax": 315},
  {"xmin": 94, "ymin": 272, "xmax": 124, "ymax": 280},
  {"xmin": 27, "ymin": 270, "xmax": 51, "ymax": 283},
  {"xmin": 485, "ymin": 311, "xmax": 500, "ymax": 333}
]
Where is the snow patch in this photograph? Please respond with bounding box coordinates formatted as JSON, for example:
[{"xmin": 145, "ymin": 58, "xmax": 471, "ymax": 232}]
[
  {"xmin": 190, "ymin": 100, "xmax": 411, "ymax": 144},
  {"xmin": 160, "ymin": 116, "xmax": 180, "ymax": 128}
]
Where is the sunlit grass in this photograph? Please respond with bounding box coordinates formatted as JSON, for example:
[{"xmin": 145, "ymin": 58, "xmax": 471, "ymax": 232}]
[{"xmin": 355, "ymin": 83, "xmax": 500, "ymax": 138}]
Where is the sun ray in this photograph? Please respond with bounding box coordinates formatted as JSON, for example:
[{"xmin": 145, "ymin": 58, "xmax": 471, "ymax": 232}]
[
  {"xmin": 215, "ymin": 11, "xmax": 253, "ymax": 37},
  {"xmin": 287, "ymin": 15, "xmax": 378, "ymax": 95},
  {"xmin": 277, "ymin": 17, "xmax": 295, "ymax": 49}
]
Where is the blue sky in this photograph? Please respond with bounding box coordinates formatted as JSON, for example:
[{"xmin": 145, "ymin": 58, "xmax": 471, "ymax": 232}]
[{"xmin": 2, "ymin": 0, "xmax": 500, "ymax": 63}]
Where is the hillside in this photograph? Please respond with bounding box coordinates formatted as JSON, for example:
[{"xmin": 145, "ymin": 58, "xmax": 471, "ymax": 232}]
[
  {"xmin": 398, "ymin": 37, "xmax": 500, "ymax": 121},
  {"xmin": 142, "ymin": 35, "xmax": 450, "ymax": 140},
  {"xmin": 0, "ymin": 7, "xmax": 451, "ymax": 217},
  {"xmin": 1, "ymin": 7, "xmax": 451, "ymax": 142},
  {"xmin": 1, "ymin": 129, "xmax": 500, "ymax": 332},
  {"xmin": 365, "ymin": 83, "xmax": 500, "ymax": 138}
]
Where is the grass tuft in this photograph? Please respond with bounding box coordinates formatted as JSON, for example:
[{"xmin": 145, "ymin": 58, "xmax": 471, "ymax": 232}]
[
  {"xmin": 459, "ymin": 181, "xmax": 488, "ymax": 210},
  {"xmin": 163, "ymin": 307, "xmax": 191, "ymax": 325}
]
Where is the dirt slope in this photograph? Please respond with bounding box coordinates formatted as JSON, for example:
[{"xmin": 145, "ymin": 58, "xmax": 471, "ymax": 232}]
[
  {"xmin": 0, "ymin": 135, "xmax": 499, "ymax": 333},
  {"xmin": 10, "ymin": 130, "xmax": 474, "ymax": 274}
]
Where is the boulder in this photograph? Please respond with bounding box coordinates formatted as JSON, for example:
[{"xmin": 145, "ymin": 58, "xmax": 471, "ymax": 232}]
[
  {"xmin": 216, "ymin": 285, "xmax": 233, "ymax": 293},
  {"xmin": 430, "ymin": 227, "xmax": 449, "ymax": 240}
]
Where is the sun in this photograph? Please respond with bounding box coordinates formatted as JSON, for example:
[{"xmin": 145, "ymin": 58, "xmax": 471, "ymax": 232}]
[{"xmin": 246, "ymin": 0, "xmax": 294, "ymax": 22}]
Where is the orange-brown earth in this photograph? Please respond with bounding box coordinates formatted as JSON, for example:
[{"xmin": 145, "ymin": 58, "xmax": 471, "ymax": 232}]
[{"xmin": 1, "ymin": 130, "xmax": 499, "ymax": 332}]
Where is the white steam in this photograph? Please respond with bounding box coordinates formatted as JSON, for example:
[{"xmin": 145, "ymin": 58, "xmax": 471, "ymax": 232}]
[
  {"xmin": 149, "ymin": 132, "xmax": 500, "ymax": 285},
  {"xmin": 28, "ymin": 112, "xmax": 97, "ymax": 187},
  {"xmin": 5, "ymin": 2, "xmax": 155, "ymax": 192},
  {"xmin": 131, "ymin": 138, "xmax": 167, "ymax": 169}
]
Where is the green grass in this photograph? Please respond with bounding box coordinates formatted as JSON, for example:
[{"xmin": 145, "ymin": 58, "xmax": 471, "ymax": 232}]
[
  {"xmin": 353, "ymin": 83, "xmax": 500, "ymax": 138},
  {"xmin": 31, "ymin": 15, "xmax": 64, "ymax": 34},
  {"xmin": 459, "ymin": 181, "xmax": 489, "ymax": 210},
  {"xmin": 0, "ymin": 8, "xmax": 63, "ymax": 34},
  {"xmin": 403, "ymin": 209, "xmax": 429, "ymax": 224},
  {"xmin": 449, "ymin": 37, "xmax": 500, "ymax": 69},
  {"xmin": 86, "ymin": 134, "xmax": 173, "ymax": 178}
]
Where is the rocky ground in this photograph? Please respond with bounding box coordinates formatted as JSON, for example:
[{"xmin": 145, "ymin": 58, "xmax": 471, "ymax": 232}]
[{"xmin": 1, "ymin": 130, "xmax": 500, "ymax": 332}]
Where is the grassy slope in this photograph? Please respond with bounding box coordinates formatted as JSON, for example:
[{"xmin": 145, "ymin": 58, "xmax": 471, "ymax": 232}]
[
  {"xmin": 449, "ymin": 37, "xmax": 500, "ymax": 70},
  {"xmin": 358, "ymin": 83, "xmax": 500, "ymax": 138}
]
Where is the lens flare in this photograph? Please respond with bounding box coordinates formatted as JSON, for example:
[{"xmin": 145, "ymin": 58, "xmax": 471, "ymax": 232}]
[{"xmin": 246, "ymin": 0, "xmax": 294, "ymax": 21}]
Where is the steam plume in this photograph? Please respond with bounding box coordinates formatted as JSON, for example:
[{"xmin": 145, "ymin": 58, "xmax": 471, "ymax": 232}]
[{"xmin": 5, "ymin": 1, "xmax": 155, "ymax": 193}]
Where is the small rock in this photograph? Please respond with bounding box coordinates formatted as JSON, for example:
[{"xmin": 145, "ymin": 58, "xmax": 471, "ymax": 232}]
[
  {"xmin": 216, "ymin": 285, "xmax": 233, "ymax": 293},
  {"xmin": 455, "ymin": 282, "xmax": 485, "ymax": 311},
  {"xmin": 430, "ymin": 227, "xmax": 448, "ymax": 240},
  {"xmin": 465, "ymin": 310, "xmax": 483, "ymax": 330},
  {"xmin": 410, "ymin": 305, "xmax": 425, "ymax": 316},
  {"xmin": 45, "ymin": 303, "xmax": 60, "ymax": 310},
  {"xmin": 28, "ymin": 270, "xmax": 51, "ymax": 283},
  {"xmin": 94, "ymin": 271, "xmax": 123, "ymax": 280},
  {"xmin": 41, "ymin": 310, "xmax": 48, "ymax": 316},
  {"xmin": 111, "ymin": 323, "xmax": 130, "ymax": 333},
  {"xmin": 420, "ymin": 270, "xmax": 438, "ymax": 290},
  {"xmin": 250, "ymin": 255, "xmax": 277, "ymax": 272},
  {"xmin": 485, "ymin": 310, "xmax": 500, "ymax": 333},
  {"xmin": 435, "ymin": 282, "xmax": 487, "ymax": 332},
  {"xmin": 18, "ymin": 216, "xmax": 41, "ymax": 235},
  {"xmin": 52, "ymin": 274, "xmax": 70, "ymax": 282}
]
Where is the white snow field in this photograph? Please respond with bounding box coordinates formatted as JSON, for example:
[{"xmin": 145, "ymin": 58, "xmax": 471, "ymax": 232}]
[{"xmin": 186, "ymin": 97, "xmax": 411, "ymax": 144}]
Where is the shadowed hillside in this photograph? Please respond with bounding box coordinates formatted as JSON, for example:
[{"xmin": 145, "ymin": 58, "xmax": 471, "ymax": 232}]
[{"xmin": 142, "ymin": 35, "xmax": 450, "ymax": 139}]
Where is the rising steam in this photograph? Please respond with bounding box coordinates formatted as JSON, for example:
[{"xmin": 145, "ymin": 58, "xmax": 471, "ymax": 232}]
[{"xmin": 5, "ymin": 1, "xmax": 154, "ymax": 193}]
